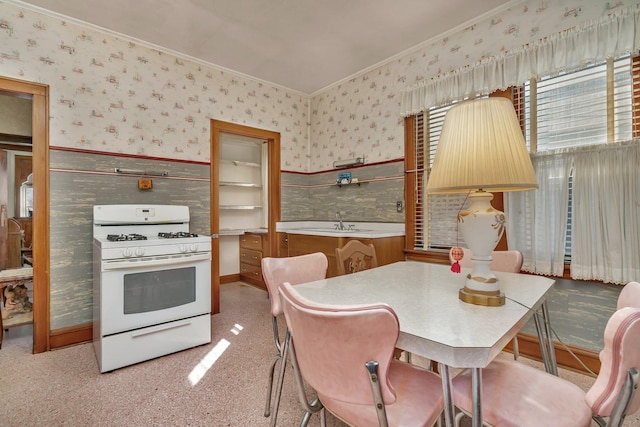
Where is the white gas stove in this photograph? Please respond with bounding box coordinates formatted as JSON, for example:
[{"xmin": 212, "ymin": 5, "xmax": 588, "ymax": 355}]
[{"xmin": 93, "ymin": 204, "xmax": 212, "ymax": 373}]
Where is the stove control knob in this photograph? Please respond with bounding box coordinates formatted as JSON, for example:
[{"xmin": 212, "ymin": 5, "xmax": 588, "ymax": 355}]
[
  {"xmin": 179, "ymin": 244, "xmax": 188, "ymax": 253},
  {"xmin": 122, "ymin": 248, "xmax": 133, "ymax": 258},
  {"xmin": 135, "ymin": 248, "xmax": 145, "ymax": 257},
  {"xmin": 189, "ymin": 244, "xmax": 197, "ymax": 252}
]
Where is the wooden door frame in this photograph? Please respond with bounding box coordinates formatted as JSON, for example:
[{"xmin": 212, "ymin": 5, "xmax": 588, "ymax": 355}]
[
  {"xmin": 0, "ymin": 76, "xmax": 50, "ymax": 353},
  {"xmin": 210, "ymin": 120, "xmax": 280, "ymax": 313}
]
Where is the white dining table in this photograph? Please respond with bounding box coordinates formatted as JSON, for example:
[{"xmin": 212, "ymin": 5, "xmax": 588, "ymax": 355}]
[{"xmin": 293, "ymin": 260, "xmax": 557, "ymax": 427}]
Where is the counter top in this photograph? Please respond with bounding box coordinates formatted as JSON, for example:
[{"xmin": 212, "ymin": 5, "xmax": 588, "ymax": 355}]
[
  {"xmin": 219, "ymin": 228, "xmax": 268, "ymax": 236},
  {"xmin": 276, "ymin": 221, "xmax": 404, "ymax": 238}
]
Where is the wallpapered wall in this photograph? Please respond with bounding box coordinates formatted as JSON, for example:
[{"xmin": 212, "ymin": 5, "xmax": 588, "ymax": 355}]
[
  {"xmin": 309, "ymin": 0, "xmax": 636, "ymax": 171},
  {"xmin": 0, "ymin": 0, "xmax": 636, "ymax": 331},
  {"xmin": 0, "ymin": 0, "xmax": 634, "ymax": 173},
  {"xmin": 0, "ymin": 0, "xmax": 310, "ymax": 169}
]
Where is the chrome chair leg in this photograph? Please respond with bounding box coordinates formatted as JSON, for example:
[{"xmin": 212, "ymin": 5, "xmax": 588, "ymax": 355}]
[
  {"xmin": 270, "ymin": 329, "xmax": 290, "ymax": 427},
  {"xmin": 264, "ymin": 353, "xmax": 281, "ymax": 417},
  {"xmin": 365, "ymin": 361, "xmax": 389, "ymax": 427},
  {"xmin": 265, "ymin": 316, "xmax": 283, "ymax": 418},
  {"xmin": 287, "ymin": 334, "xmax": 324, "ymax": 425}
]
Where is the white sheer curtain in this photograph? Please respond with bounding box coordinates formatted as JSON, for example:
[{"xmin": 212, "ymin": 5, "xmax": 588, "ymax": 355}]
[
  {"xmin": 571, "ymin": 142, "xmax": 640, "ymax": 284},
  {"xmin": 506, "ymin": 153, "xmax": 572, "ymax": 276},
  {"xmin": 507, "ymin": 141, "xmax": 640, "ymax": 283},
  {"xmin": 400, "ymin": 4, "xmax": 640, "ymax": 116}
]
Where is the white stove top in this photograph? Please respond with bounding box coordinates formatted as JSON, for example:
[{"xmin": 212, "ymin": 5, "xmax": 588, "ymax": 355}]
[
  {"xmin": 93, "ymin": 204, "xmax": 211, "ymax": 260},
  {"xmin": 94, "ymin": 234, "xmax": 211, "ymax": 260}
]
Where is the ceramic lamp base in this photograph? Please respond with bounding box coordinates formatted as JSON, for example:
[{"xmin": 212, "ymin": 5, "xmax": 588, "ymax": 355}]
[
  {"xmin": 459, "ymin": 286, "xmax": 505, "ymax": 306},
  {"xmin": 458, "ymin": 190, "xmax": 507, "ymax": 307}
]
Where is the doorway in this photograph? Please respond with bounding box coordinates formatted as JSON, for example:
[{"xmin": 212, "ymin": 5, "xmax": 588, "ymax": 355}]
[
  {"xmin": 0, "ymin": 76, "xmax": 50, "ymax": 353},
  {"xmin": 210, "ymin": 120, "xmax": 280, "ymax": 313}
]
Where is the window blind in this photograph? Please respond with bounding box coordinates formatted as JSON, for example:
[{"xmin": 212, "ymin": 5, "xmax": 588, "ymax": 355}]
[
  {"xmin": 413, "ymin": 103, "xmax": 469, "ymax": 252},
  {"xmin": 525, "ymin": 57, "xmax": 633, "ymax": 152}
]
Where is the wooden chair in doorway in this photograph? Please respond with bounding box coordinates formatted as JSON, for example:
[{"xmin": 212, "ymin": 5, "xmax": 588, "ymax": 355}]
[{"xmin": 335, "ymin": 240, "xmax": 378, "ymax": 276}]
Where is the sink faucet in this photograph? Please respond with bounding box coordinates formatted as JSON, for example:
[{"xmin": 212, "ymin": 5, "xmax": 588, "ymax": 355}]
[{"xmin": 335, "ymin": 211, "xmax": 346, "ymax": 230}]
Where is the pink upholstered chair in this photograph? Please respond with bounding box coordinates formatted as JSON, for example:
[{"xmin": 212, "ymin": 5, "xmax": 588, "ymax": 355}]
[
  {"xmin": 452, "ymin": 307, "xmax": 640, "ymax": 427},
  {"xmin": 448, "ymin": 247, "xmax": 523, "ymax": 273},
  {"xmin": 278, "ymin": 281, "xmax": 445, "ymax": 426},
  {"xmin": 617, "ymin": 281, "xmax": 640, "ymax": 310},
  {"xmin": 260, "ymin": 253, "xmax": 328, "ymax": 422},
  {"xmin": 449, "ymin": 247, "xmax": 526, "ymax": 358},
  {"xmin": 451, "ymin": 306, "xmax": 640, "ymax": 426}
]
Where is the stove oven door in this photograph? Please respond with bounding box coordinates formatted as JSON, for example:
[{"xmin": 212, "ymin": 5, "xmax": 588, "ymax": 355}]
[{"xmin": 97, "ymin": 252, "xmax": 211, "ymax": 336}]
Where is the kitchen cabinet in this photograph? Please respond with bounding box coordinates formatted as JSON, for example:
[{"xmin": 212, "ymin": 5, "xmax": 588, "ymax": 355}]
[
  {"xmin": 239, "ymin": 232, "xmax": 268, "ymax": 289},
  {"xmin": 286, "ymin": 233, "xmax": 405, "ymax": 278},
  {"xmin": 277, "ymin": 232, "xmax": 289, "ymax": 257}
]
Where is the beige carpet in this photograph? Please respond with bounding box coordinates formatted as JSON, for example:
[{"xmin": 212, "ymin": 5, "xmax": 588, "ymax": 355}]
[{"xmin": 1, "ymin": 282, "xmax": 638, "ymax": 426}]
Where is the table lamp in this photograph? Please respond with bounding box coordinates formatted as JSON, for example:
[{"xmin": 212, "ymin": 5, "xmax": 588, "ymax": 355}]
[{"xmin": 426, "ymin": 97, "xmax": 537, "ymax": 306}]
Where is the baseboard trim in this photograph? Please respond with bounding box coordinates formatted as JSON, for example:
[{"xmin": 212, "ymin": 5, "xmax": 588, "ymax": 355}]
[
  {"xmin": 508, "ymin": 333, "xmax": 601, "ymax": 375},
  {"xmin": 220, "ymin": 274, "xmax": 240, "ymax": 284},
  {"xmin": 49, "ymin": 323, "xmax": 92, "ymax": 350}
]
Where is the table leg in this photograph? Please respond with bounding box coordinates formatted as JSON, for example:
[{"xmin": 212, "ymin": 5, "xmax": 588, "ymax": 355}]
[
  {"xmin": 541, "ymin": 303, "xmax": 558, "ymax": 376},
  {"xmin": 471, "ymin": 368, "xmax": 482, "ymax": 427},
  {"xmin": 439, "ymin": 363, "xmax": 455, "ymax": 427},
  {"xmin": 533, "ymin": 303, "xmax": 558, "ymax": 376},
  {"xmin": 533, "ymin": 312, "xmax": 550, "ymax": 372}
]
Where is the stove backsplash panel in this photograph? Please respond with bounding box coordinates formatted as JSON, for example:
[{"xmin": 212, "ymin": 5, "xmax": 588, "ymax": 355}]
[{"xmin": 49, "ymin": 149, "xmax": 210, "ymax": 330}]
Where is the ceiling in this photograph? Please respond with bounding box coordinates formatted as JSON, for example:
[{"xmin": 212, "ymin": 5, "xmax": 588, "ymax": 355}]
[{"xmin": 20, "ymin": 0, "xmax": 513, "ymax": 94}]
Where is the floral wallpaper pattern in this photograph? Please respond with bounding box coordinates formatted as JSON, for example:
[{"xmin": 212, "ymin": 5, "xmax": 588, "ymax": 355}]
[
  {"xmin": 309, "ymin": 0, "xmax": 640, "ymax": 171},
  {"xmin": 1, "ymin": 0, "xmax": 638, "ymax": 173},
  {"xmin": 0, "ymin": 0, "xmax": 310, "ymax": 169}
]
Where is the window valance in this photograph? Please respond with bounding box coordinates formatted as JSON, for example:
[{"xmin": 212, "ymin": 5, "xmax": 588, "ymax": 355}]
[{"xmin": 400, "ymin": 4, "xmax": 640, "ymax": 117}]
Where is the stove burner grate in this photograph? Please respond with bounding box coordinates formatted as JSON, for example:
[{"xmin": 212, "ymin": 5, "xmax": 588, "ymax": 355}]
[
  {"xmin": 158, "ymin": 231, "xmax": 200, "ymax": 239},
  {"xmin": 107, "ymin": 233, "xmax": 148, "ymax": 242}
]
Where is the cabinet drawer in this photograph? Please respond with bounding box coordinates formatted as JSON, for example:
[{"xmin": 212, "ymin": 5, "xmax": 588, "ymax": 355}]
[
  {"xmin": 240, "ymin": 262, "xmax": 263, "ymax": 280},
  {"xmin": 240, "ymin": 233, "xmax": 263, "ymax": 250},
  {"xmin": 240, "ymin": 248, "xmax": 262, "ymax": 267}
]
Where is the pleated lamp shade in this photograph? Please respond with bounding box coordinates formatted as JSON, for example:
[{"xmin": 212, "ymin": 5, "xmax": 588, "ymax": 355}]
[{"xmin": 425, "ymin": 97, "xmax": 537, "ymax": 194}]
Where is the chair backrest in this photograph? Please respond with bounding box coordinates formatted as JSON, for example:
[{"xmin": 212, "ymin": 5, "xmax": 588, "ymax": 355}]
[
  {"xmin": 617, "ymin": 281, "xmax": 640, "ymax": 310},
  {"xmin": 7, "ymin": 218, "xmax": 23, "ymax": 269},
  {"xmin": 278, "ymin": 281, "xmax": 399, "ymax": 406},
  {"xmin": 449, "ymin": 247, "xmax": 523, "ymax": 273},
  {"xmin": 335, "ymin": 240, "xmax": 378, "ymax": 275},
  {"xmin": 261, "ymin": 252, "xmax": 328, "ymax": 316},
  {"xmin": 584, "ymin": 307, "xmax": 640, "ymax": 417}
]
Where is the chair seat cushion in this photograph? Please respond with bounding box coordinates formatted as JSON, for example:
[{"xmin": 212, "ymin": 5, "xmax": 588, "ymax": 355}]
[
  {"xmin": 452, "ymin": 358, "xmax": 592, "ymax": 427},
  {"xmin": 320, "ymin": 359, "xmax": 444, "ymax": 427}
]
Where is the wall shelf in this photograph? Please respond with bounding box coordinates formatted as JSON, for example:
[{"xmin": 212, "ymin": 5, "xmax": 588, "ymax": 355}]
[
  {"xmin": 220, "ymin": 159, "xmax": 260, "ymax": 168},
  {"xmin": 336, "ymin": 181, "xmax": 365, "ymax": 188},
  {"xmin": 219, "ymin": 205, "xmax": 263, "ymax": 210},
  {"xmin": 220, "ymin": 181, "xmax": 262, "ymax": 188}
]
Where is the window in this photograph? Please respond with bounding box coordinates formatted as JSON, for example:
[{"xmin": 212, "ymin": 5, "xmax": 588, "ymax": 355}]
[
  {"xmin": 410, "ymin": 103, "xmax": 472, "ymax": 252},
  {"xmin": 524, "ymin": 57, "xmax": 633, "ymax": 152},
  {"xmin": 406, "ymin": 55, "xmax": 639, "ymax": 275}
]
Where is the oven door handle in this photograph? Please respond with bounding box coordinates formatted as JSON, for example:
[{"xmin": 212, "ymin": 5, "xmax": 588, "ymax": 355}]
[
  {"xmin": 102, "ymin": 252, "xmax": 211, "ymax": 271},
  {"xmin": 130, "ymin": 320, "xmax": 192, "ymax": 338}
]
